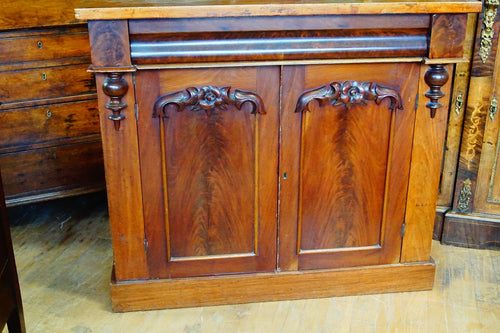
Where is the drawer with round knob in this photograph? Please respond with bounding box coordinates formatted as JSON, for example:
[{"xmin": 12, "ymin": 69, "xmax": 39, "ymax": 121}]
[{"xmin": 0, "ymin": 26, "xmax": 90, "ymax": 66}]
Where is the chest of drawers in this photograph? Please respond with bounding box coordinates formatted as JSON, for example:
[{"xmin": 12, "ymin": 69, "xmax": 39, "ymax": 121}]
[{"xmin": 0, "ymin": 3, "xmax": 105, "ymax": 206}]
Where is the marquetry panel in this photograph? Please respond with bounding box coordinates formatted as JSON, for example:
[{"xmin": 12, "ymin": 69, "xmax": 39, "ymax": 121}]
[
  {"xmin": 473, "ymin": 40, "xmax": 500, "ymax": 214},
  {"xmin": 136, "ymin": 66, "xmax": 279, "ymax": 278},
  {"xmin": 279, "ymin": 62, "xmax": 419, "ymax": 271}
]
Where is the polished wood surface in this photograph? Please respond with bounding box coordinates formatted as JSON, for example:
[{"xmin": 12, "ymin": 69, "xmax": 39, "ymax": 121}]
[
  {"xmin": 111, "ymin": 262, "xmax": 435, "ymax": 312},
  {"xmin": 4, "ymin": 194, "xmax": 500, "ymax": 331},
  {"xmin": 88, "ymin": 20, "xmax": 132, "ymax": 68},
  {"xmin": 280, "ymin": 63, "xmax": 418, "ymax": 271},
  {"xmin": 75, "ymin": 0, "xmax": 483, "ymax": 20},
  {"xmin": 434, "ymin": 13, "xmax": 478, "ymax": 239},
  {"xmin": 0, "ymin": 27, "xmax": 90, "ymax": 66},
  {"xmin": 441, "ymin": 3, "xmax": 500, "ymax": 249},
  {"xmin": 428, "ymin": 14, "xmax": 468, "ymax": 59},
  {"xmin": 473, "ymin": 41, "xmax": 500, "ymax": 215},
  {"xmin": 401, "ymin": 64, "xmax": 453, "ymax": 262},
  {"xmin": 136, "ymin": 66, "xmax": 279, "ymax": 278},
  {"xmin": 0, "ymin": 101, "xmax": 100, "ymax": 154},
  {"xmin": 129, "ymin": 14, "xmax": 431, "ymax": 34},
  {"xmin": 130, "ymin": 28, "xmax": 428, "ymax": 64},
  {"xmin": 95, "ymin": 72, "xmax": 149, "ymax": 281},
  {"xmin": 0, "ymin": 65, "xmax": 95, "ymax": 108},
  {"xmin": 0, "ymin": 0, "xmax": 84, "ymax": 30},
  {"xmin": 0, "ymin": 141, "xmax": 104, "ymax": 202},
  {"xmin": 0, "ymin": 13, "xmax": 103, "ymax": 206},
  {"xmin": 82, "ymin": 0, "xmax": 478, "ymax": 310}
]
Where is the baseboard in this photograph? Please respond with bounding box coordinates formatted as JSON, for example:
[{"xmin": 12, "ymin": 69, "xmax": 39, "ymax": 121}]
[
  {"xmin": 442, "ymin": 212, "xmax": 500, "ymax": 249},
  {"xmin": 110, "ymin": 261, "xmax": 436, "ymax": 312},
  {"xmin": 433, "ymin": 205, "xmax": 449, "ymax": 240}
]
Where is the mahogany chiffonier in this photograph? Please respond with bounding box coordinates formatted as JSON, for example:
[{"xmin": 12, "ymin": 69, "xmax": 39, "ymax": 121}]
[
  {"xmin": 0, "ymin": 1, "xmax": 105, "ymax": 207},
  {"xmin": 75, "ymin": 0, "xmax": 483, "ymax": 311}
]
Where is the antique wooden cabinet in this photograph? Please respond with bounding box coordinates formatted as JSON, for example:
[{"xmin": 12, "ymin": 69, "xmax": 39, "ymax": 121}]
[
  {"xmin": 0, "ymin": 1, "xmax": 105, "ymax": 206},
  {"xmin": 76, "ymin": 0, "xmax": 482, "ymax": 311}
]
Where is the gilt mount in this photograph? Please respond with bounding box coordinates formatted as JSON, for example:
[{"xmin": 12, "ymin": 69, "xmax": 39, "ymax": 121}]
[
  {"xmin": 102, "ymin": 73, "xmax": 128, "ymax": 131},
  {"xmin": 424, "ymin": 64, "xmax": 449, "ymax": 118},
  {"xmin": 479, "ymin": 0, "xmax": 499, "ymax": 64},
  {"xmin": 153, "ymin": 86, "xmax": 265, "ymax": 118},
  {"xmin": 294, "ymin": 80, "xmax": 403, "ymax": 113}
]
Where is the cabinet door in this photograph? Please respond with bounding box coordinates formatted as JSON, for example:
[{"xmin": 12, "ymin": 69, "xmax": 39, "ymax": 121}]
[
  {"xmin": 136, "ymin": 67, "xmax": 279, "ymax": 278},
  {"xmin": 279, "ymin": 63, "xmax": 419, "ymax": 270}
]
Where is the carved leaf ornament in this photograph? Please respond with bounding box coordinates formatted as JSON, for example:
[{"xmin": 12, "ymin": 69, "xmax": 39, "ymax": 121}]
[
  {"xmin": 153, "ymin": 85, "xmax": 265, "ymax": 118},
  {"xmin": 295, "ymin": 81, "xmax": 403, "ymax": 113}
]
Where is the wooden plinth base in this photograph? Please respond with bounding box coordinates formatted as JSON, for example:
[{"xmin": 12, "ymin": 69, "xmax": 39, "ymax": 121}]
[{"xmin": 110, "ymin": 261, "xmax": 436, "ymax": 312}]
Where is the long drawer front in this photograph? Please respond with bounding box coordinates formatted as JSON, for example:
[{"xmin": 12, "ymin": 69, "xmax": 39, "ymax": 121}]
[
  {"xmin": 0, "ymin": 27, "xmax": 90, "ymax": 65},
  {"xmin": 0, "ymin": 141, "xmax": 105, "ymax": 206},
  {"xmin": 0, "ymin": 64, "xmax": 95, "ymax": 108},
  {"xmin": 0, "ymin": 100, "xmax": 100, "ymax": 153}
]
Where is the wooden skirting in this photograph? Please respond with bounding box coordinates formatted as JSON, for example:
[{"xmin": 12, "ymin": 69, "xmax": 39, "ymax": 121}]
[
  {"xmin": 111, "ymin": 261, "xmax": 436, "ymax": 312},
  {"xmin": 442, "ymin": 212, "xmax": 500, "ymax": 249},
  {"xmin": 433, "ymin": 205, "xmax": 449, "ymax": 240}
]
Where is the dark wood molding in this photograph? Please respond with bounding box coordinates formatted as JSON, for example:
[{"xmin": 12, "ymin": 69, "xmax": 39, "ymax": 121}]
[
  {"xmin": 102, "ymin": 73, "xmax": 129, "ymax": 131},
  {"xmin": 294, "ymin": 80, "xmax": 403, "ymax": 113},
  {"xmin": 424, "ymin": 64, "xmax": 449, "ymax": 118},
  {"xmin": 442, "ymin": 212, "xmax": 500, "ymax": 249},
  {"xmin": 153, "ymin": 86, "xmax": 266, "ymax": 117}
]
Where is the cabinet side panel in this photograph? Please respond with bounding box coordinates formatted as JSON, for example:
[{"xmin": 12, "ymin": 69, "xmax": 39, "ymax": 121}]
[{"xmin": 401, "ymin": 64, "xmax": 453, "ymax": 263}]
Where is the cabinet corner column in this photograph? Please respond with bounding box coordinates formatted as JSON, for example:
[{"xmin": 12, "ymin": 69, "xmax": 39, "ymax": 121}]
[{"xmin": 87, "ymin": 19, "xmax": 149, "ymax": 280}]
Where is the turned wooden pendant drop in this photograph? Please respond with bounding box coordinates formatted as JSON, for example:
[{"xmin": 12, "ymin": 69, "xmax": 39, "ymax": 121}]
[
  {"xmin": 424, "ymin": 64, "xmax": 449, "ymax": 118},
  {"xmin": 103, "ymin": 73, "xmax": 128, "ymax": 131}
]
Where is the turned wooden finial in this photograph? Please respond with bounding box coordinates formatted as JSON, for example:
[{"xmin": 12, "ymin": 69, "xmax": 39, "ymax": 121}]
[
  {"xmin": 424, "ymin": 65, "xmax": 449, "ymax": 118},
  {"xmin": 103, "ymin": 73, "xmax": 129, "ymax": 131}
]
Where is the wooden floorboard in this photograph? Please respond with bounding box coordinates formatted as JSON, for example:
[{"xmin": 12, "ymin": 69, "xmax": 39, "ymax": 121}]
[{"xmin": 2, "ymin": 192, "xmax": 500, "ymax": 332}]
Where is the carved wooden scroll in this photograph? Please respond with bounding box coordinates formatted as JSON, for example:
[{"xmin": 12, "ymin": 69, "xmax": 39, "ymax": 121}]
[
  {"xmin": 294, "ymin": 81, "xmax": 403, "ymax": 113},
  {"xmin": 102, "ymin": 73, "xmax": 128, "ymax": 131},
  {"xmin": 424, "ymin": 64, "xmax": 449, "ymax": 118},
  {"xmin": 153, "ymin": 86, "xmax": 265, "ymax": 118}
]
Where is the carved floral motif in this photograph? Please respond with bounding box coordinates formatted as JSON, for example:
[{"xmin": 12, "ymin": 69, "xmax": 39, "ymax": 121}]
[
  {"xmin": 294, "ymin": 81, "xmax": 403, "ymax": 113},
  {"xmin": 153, "ymin": 85, "xmax": 265, "ymax": 118}
]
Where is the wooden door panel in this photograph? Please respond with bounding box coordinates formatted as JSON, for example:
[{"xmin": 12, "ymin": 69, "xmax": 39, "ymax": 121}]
[
  {"xmin": 280, "ymin": 63, "xmax": 419, "ymax": 270},
  {"xmin": 299, "ymin": 92, "xmax": 391, "ymax": 250},
  {"xmin": 164, "ymin": 105, "xmax": 256, "ymax": 258},
  {"xmin": 136, "ymin": 67, "xmax": 279, "ymax": 278}
]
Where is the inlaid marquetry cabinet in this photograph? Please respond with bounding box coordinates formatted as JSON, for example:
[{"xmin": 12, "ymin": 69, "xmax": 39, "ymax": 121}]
[
  {"xmin": 76, "ymin": 0, "xmax": 482, "ymax": 311},
  {"xmin": 0, "ymin": 1, "xmax": 105, "ymax": 206},
  {"xmin": 435, "ymin": 0, "xmax": 500, "ymax": 249}
]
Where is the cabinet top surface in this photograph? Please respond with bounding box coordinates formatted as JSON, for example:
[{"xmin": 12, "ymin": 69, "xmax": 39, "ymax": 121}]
[{"xmin": 75, "ymin": 0, "xmax": 482, "ymax": 20}]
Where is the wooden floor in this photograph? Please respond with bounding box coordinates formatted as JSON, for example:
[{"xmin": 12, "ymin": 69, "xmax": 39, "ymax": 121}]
[{"xmin": 2, "ymin": 192, "xmax": 500, "ymax": 333}]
